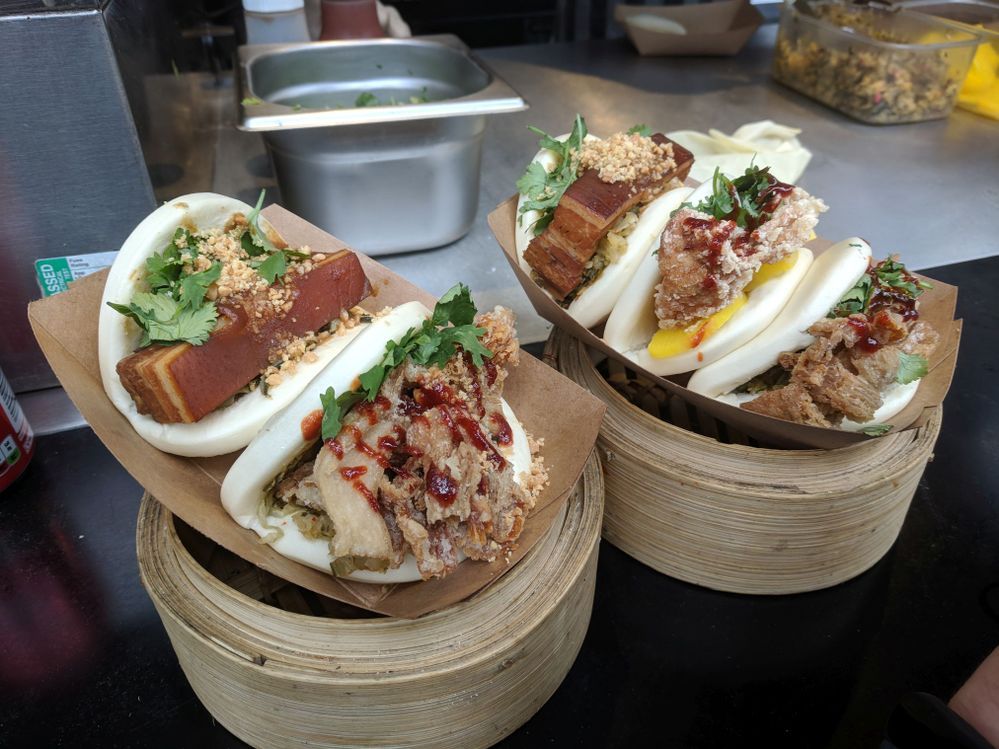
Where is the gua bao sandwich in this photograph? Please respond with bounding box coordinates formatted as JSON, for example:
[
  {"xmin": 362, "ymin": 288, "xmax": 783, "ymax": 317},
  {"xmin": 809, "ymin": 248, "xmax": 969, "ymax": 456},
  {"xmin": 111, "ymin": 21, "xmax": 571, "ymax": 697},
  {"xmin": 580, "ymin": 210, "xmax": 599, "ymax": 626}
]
[
  {"xmin": 221, "ymin": 285, "xmax": 547, "ymax": 583},
  {"xmin": 688, "ymin": 239, "xmax": 939, "ymax": 434},
  {"xmin": 515, "ymin": 116, "xmax": 695, "ymax": 328},
  {"xmin": 604, "ymin": 165, "xmax": 826, "ymax": 375},
  {"xmin": 99, "ymin": 193, "xmax": 372, "ymax": 457}
]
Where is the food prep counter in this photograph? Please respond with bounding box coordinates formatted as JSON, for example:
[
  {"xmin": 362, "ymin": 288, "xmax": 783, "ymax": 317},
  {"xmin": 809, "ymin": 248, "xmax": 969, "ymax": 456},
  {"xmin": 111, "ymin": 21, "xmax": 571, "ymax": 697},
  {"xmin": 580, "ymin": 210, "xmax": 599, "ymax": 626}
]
[{"xmin": 2, "ymin": 27, "xmax": 997, "ymax": 749}]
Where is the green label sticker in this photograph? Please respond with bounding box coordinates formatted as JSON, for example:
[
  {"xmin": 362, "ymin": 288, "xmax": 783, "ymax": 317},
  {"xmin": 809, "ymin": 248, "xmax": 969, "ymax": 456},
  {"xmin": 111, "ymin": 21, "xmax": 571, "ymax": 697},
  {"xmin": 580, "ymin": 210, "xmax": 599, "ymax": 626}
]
[{"xmin": 35, "ymin": 251, "xmax": 118, "ymax": 297}]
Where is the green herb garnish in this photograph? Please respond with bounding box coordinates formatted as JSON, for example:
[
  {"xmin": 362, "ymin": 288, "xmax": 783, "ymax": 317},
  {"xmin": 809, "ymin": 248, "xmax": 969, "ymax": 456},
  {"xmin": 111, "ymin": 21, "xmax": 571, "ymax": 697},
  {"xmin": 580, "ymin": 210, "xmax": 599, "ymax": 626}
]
[
  {"xmin": 831, "ymin": 274, "xmax": 873, "ymax": 318},
  {"xmin": 831, "ymin": 256, "xmax": 931, "ymax": 319},
  {"xmin": 680, "ymin": 165, "xmax": 784, "ymax": 230},
  {"xmin": 860, "ymin": 424, "xmax": 893, "ymax": 437},
  {"xmin": 627, "ymin": 124, "xmax": 652, "ymax": 136},
  {"xmin": 107, "ymin": 226, "xmax": 221, "ymax": 346},
  {"xmin": 874, "ymin": 257, "xmax": 933, "ymax": 298},
  {"xmin": 896, "ymin": 352, "xmax": 928, "ymax": 384},
  {"xmin": 516, "ymin": 114, "xmax": 589, "ymax": 236},
  {"xmin": 242, "ymin": 96, "xmax": 264, "ymax": 106},
  {"xmin": 242, "ymin": 190, "xmax": 311, "ymax": 283},
  {"xmin": 319, "ymin": 284, "xmax": 492, "ymax": 439},
  {"xmin": 355, "ymin": 91, "xmax": 379, "ymax": 107},
  {"xmin": 107, "ymin": 292, "xmax": 218, "ymax": 347}
]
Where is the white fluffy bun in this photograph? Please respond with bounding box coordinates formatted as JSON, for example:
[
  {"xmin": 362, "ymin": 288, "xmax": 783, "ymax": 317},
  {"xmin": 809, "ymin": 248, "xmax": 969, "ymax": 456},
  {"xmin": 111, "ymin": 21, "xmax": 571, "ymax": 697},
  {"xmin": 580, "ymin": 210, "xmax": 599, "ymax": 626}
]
[
  {"xmin": 98, "ymin": 193, "xmax": 369, "ymax": 457},
  {"xmin": 221, "ymin": 301, "xmax": 532, "ymax": 584},
  {"xmin": 603, "ymin": 180, "xmax": 813, "ymax": 376},
  {"xmin": 515, "ymin": 133, "xmax": 684, "ymax": 329},
  {"xmin": 687, "ymin": 237, "xmax": 873, "ymax": 399}
]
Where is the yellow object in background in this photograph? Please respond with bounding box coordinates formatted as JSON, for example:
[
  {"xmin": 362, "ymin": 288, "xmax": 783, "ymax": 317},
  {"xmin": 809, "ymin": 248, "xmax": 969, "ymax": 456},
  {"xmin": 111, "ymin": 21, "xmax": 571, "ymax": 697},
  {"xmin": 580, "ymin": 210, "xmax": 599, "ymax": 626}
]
[{"xmin": 959, "ymin": 31, "xmax": 999, "ymax": 119}]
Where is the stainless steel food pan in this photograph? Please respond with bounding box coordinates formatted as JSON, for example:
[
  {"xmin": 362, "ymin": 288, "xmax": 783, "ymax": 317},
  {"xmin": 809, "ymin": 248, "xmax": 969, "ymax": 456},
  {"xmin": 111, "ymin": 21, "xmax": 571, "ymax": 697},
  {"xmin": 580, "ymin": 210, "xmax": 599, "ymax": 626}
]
[{"xmin": 237, "ymin": 35, "xmax": 527, "ymax": 255}]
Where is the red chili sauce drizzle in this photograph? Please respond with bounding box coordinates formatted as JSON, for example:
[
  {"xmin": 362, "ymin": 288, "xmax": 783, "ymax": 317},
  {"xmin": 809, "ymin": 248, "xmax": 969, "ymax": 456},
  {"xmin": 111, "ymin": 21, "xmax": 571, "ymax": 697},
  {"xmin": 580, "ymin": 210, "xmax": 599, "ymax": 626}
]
[
  {"xmin": 490, "ymin": 412, "xmax": 513, "ymax": 446},
  {"xmin": 300, "ymin": 409, "xmax": 323, "ymax": 442},
  {"xmin": 866, "ymin": 264, "xmax": 921, "ymax": 321},
  {"xmin": 326, "ymin": 438, "xmax": 344, "ymax": 459},
  {"xmin": 353, "ymin": 481, "xmax": 380, "ymax": 514},
  {"xmin": 399, "ymin": 381, "xmax": 507, "ymax": 469},
  {"xmin": 846, "ymin": 318, "xmax": 882, "ymax": 353},
  {"xmin": 426, "ymin": 465, "xmax": 459, "ymax": 506},
  {"xmin": 462, "ymin": 353, "xmax": 486, "ymax": 414},
  {"xmin": 683, "ymin": 175, "xmax": 794, "ymax": 289},
  {"xmin": 340, "ymin": 465, "xmax": 367, "ymax": 481},
  {"xmin": 339, "ymin": 463, "xmax": 378, "ymax": 514}
]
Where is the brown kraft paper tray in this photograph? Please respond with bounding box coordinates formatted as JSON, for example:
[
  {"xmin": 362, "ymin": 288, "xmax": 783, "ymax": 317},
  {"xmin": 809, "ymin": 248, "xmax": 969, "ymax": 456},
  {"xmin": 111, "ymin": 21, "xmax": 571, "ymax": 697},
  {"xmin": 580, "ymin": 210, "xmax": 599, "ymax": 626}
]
[
  {"xmin": 614, "ymin": 0, "xmax": 764, "ymax": 57},
  {"xmin": 27, "ymin": 205, "xmax": 606, "ymax": 618},
  {"xmin": 488, "ymin": 194, "xmax": 960, "ymax": 450}
]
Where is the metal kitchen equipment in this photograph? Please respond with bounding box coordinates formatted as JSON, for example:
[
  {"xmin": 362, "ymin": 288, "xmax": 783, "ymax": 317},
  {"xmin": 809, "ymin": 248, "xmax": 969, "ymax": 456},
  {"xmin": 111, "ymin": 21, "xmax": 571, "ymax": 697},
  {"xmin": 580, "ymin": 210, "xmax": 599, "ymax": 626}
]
[
  {"xmin": 0, "ymin": 1, "xmax": 157, "ymax": 393},
  {"xmin": 236, "ymin": 35, "xmax": 527, "ymax": 255}
]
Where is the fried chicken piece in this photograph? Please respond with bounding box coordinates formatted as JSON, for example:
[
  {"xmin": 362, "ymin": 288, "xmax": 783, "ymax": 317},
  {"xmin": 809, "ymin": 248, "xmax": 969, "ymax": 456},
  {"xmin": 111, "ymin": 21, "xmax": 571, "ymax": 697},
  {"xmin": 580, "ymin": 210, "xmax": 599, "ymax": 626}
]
[
  {"xmin": 900, "ymin": 321, "xmax": 940, "ymax": 358},
  {"xmin": 654, "ymin": 188, "xmax": 826, "ymax": 328}
]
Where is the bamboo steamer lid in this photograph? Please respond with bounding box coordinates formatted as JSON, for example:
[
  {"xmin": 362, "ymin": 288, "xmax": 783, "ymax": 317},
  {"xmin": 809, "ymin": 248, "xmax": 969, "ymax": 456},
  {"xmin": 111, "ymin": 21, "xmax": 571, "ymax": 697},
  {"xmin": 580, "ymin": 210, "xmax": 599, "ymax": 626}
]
[
  {"xmin": 136, "ymin": 453, "xmax": 604, "ymax": 749},
  {"xmin": 545, "ymin": 329, "xmax": 941, "ymax": 595}
]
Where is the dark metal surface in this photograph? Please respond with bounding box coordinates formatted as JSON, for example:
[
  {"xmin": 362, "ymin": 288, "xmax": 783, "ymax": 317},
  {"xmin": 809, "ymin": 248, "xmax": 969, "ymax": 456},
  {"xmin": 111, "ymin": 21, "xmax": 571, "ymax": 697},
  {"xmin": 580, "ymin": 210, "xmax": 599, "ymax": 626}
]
[
  {"xmin": 0, "ymin": 253, "xmax": 995, "ymax": 748},
  {"xmin": 0, "ymin": 6, "xmax": 155, "ymax": 392}
]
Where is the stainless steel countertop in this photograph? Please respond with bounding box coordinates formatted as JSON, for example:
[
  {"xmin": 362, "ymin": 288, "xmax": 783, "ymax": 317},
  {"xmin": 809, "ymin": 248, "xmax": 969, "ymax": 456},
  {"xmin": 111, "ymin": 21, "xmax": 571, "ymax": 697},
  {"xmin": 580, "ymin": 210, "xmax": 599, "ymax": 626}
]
[{"xmin": 203, "ymin": 26, "xmax": 999, "ymax": 344}]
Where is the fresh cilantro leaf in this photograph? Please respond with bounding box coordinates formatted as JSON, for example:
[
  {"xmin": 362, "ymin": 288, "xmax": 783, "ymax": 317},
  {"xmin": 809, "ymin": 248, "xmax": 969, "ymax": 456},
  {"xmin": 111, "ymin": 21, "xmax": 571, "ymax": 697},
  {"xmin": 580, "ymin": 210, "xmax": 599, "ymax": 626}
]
[
  {"xmin": 690, "ymin": 165, "xmax": 785, "ymax": 230},
  {"xmin": 316, "ymin": 285, "xmax": 495, "ymax": 437},
  {"xmin": 244, "ymin": 190, "xmax": 278, "ymax": 256},
  {"xmin": 320, "ymin": 388, "xmax": 342, "ymax": 440},
  {"xmin": 178, "ymin": 261, "xmax": 221, "ymax": 309},
  {"xmin": 242, "ymin": 96, "xmax": 264, "ymax": 106},
  {"xmin": 861, "ymin": 424, "xmax": 893, "ymax": 437},
  {"xmin": 432, "ymin": 283, "xmax": 476, "ymax": 327},
  {"xmin": 515, "ymin": 162, "xmax": 549, "ymax": 199},
  {"xmin": 518, "ymin": 115, "xmax": 588, "ymax": 236},
  {"xmin": 446, "ymin": 326, "xmax": 491, "ymax": 367},
  {"xmin": 255, "ymin": 250, "xmax": 287, "ymax": 285},
  {"xmin": 355, "ymin": 91, "xmax": 379, "ymax": 107},
  {"xmin": 627, "ymin": 124, "xmax": 652, "ymax": 137},
  {"xmin": 145, "ymin": 228, "xmax": 191, "ymax": 293},
  {"xmin": 171, "ymin": 304, "xmax": 219, "ymax": 346},
  {"xmin": 831, "ymin": 275, "xmax": 872, "ymax": 318},
  {"xmin": 896, "ymin": 352, "xmax": 928, "ymax": 385},
  {"xmin": 107, "ymin": 292, "xmax": 217, "ymax": 346},
  {"xmin": 359, "ymin": 364, "xmax": 389, "ymax": 401}
]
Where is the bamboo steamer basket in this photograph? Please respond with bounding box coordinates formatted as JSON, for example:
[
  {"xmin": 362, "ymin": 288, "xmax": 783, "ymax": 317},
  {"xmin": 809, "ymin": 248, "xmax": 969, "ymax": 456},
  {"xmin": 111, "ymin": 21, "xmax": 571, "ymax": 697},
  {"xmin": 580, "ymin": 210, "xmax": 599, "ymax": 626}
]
[
  {"xmin": 544, "ymin": 329, "xmax": 942, "ymax": 595},
  {"xmin": 136, "ymin": 453, "xmax": 603, "ymax": 749}
]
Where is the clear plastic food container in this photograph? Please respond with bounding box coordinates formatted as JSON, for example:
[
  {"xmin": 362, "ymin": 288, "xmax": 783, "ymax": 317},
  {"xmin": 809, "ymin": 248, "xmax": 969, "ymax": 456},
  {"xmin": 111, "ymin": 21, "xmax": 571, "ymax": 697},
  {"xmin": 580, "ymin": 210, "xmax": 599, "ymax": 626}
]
[
  {"xmin": 773, "ymin": 0, "xmax": 982, "ymax": 124},
  {"xmin": 902, "ymin": 0, "xmax": 999, "ymax": 119}
]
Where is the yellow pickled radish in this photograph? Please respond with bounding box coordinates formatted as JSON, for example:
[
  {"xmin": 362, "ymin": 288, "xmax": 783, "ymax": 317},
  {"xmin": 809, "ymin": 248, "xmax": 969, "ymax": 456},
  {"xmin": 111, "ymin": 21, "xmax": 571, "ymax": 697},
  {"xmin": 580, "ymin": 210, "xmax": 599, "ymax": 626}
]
[
  {"xmin": 648, "ymin": 293, "xmax": 748, "ymax": 359},
  {"xmin": 745, "ymin": 250, "xmax": 799, "ymax": 292}
]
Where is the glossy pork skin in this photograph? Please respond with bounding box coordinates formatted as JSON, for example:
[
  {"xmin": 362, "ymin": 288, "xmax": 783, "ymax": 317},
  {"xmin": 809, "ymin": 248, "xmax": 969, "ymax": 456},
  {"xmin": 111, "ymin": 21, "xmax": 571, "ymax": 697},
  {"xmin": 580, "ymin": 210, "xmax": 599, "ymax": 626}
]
[
  {"xmin": 116, "ymin": 250, "xmax": 371, "ymax": 423},
  {"xmin": 523, "ymin": 134, "xmax": 694, "ymax": 300}
]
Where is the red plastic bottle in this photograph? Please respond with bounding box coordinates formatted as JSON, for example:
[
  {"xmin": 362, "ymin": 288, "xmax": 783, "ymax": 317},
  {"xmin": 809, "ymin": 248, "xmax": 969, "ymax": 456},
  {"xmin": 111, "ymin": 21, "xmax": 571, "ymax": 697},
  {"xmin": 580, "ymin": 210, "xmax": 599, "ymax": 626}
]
[{"xmin": 0, "ymin": 367, "xmax": 34, "ymax": 492}]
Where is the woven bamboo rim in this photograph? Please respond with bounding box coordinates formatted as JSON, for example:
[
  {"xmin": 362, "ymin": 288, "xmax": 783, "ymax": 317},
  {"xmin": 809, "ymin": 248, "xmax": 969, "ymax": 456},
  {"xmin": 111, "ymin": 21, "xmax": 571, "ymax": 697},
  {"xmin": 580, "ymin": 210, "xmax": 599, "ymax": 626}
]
[
  {"xmin": 545, "ymin": 329, "xmax": 942, "ymax": 594},
  {"xmin": 136, "ymin": 453, "xmax": 603, "ymax": 749}
]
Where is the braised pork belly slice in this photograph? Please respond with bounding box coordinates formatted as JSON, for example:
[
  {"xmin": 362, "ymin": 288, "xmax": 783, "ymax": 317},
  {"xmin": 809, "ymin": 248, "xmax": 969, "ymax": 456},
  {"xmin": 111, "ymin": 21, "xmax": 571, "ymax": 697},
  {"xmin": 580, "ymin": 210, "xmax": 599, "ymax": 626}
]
[
  {"xmin": 116, "ymin": 250, "xmax": 371, "ymax": 423},
  {"xmin": 524, "ymin": 135, "xmax": 694, "ymax": 300}
]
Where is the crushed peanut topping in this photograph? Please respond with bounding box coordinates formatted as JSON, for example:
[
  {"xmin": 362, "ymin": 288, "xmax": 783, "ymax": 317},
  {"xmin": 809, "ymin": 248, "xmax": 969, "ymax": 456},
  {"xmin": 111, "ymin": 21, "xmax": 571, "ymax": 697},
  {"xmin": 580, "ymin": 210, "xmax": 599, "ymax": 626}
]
[
  {"xmin": 253, "ymin": 306, "xmax": 389, "ymax": 393},
  {"xmin": 578, "ymin": 132, "xmax": 675, "ymax": 184}
]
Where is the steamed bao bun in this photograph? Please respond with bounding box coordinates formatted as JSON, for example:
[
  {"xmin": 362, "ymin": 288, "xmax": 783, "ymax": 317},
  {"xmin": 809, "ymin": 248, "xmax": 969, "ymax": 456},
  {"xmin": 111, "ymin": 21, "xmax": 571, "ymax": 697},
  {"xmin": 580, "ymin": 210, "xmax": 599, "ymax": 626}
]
[
  {"xmin": 221, "ymin": 302, "xmax": 534, "ymax": 584},
  {"xmin": 515, "ymin": 133, "xmax": 690, "ymax": 330},
  {"xmin": 686, "ymin": 238, "xmax": 917, "ymax": 431},
  {"xmin": 602, "ymin": 179, "xmax": 813, "ymax": 377},
  {"xmin": 98, "ymin": 193, "xmax": 369, "ymax": 457}
]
